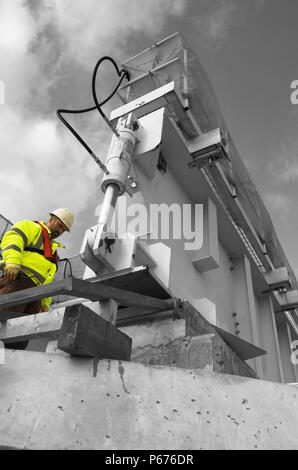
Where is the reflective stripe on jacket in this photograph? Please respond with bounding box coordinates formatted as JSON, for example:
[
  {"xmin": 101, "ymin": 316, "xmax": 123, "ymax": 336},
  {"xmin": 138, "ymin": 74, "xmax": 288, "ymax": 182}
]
[{"xmin": 1, "ymin": 220, "xmax": 65, "ymax": 309}]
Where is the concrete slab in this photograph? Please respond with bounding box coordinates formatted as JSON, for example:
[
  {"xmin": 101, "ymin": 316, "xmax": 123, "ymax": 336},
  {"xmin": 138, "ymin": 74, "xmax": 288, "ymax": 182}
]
[{"xmin": 0, "ymin": 350, "xmax": 297, "ymax": 449}]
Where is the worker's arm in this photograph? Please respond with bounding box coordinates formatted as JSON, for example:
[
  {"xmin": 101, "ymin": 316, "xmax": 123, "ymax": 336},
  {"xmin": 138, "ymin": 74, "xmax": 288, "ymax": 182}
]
[
  {"xmin": 1, "ymin": 221, "xmax": 29, "ymax": 264},
  {"xmin": 0, "ymin": 221, "xmax": 32, "ymax": 280}
]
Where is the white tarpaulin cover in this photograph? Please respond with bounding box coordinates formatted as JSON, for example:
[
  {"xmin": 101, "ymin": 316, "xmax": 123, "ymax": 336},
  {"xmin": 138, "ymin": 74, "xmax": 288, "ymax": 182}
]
[{"xmin": 117, "ymin": 33, "xmax": 297, "ymax": 287}]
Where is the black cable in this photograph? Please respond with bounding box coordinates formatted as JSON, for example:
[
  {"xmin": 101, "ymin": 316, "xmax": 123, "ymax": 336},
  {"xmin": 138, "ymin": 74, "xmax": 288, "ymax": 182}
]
[
  {"xmin": 91, "ymin": 56, "xmax": 129, "ymax": 137},
  {"xmin": 56, "ymin": 56, "xmax": 130, "ymax": 173},
  {"xmin": 59, "ymin": 258, "xmax": 73, "ymax": 279}
]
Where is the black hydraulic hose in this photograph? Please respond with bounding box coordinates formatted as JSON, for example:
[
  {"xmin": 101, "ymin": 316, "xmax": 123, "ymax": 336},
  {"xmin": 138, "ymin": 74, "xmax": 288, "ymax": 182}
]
[
  {"xmin": 56, "ymin": 106, "xmax": 106, "ymax": 171},
  {"xmin": 91, "ymin": 56, "xmax": 129, "ymax": 137},
  {"xmin": 56, "ymin": 56, "xmax": 130, "ymax": 173}
]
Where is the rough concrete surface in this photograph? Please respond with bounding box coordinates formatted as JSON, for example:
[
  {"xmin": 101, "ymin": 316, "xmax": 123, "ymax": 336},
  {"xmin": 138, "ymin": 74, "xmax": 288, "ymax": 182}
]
[
  {"xmin": 0, "ymin": 350, "xmax": 297, "ymax": 450},
  {"xmin": 130, "ymin": 333, "xmax": 257, "ymax": 379}
]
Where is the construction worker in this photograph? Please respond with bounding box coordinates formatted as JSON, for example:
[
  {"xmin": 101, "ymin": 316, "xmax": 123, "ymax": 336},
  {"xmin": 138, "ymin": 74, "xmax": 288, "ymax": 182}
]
[{"xmin": 0, "ymin": 208, "xmax": 74, "ymax": 350}]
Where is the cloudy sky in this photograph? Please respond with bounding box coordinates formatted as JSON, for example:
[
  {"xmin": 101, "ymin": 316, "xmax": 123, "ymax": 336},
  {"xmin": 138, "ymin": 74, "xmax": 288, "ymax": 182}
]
[{"xmin": 0, "ymin": 0, "xmax": 298, "ymax": 276}]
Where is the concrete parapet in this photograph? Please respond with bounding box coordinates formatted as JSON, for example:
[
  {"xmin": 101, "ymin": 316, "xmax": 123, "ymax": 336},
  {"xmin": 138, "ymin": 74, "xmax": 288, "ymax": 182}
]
[{"xmin": 0, "ymin": 350, "xmax": 297, "ymax": 449}]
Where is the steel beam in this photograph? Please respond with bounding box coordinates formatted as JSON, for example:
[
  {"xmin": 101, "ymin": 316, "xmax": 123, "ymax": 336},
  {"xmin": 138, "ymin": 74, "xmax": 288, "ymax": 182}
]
[
  {"xmin": 57, "ymin": 304, "xmax": 132, "ymax": 359},
  {"xmin": 264, "ymin": 267, "xmax": 291, "ymax": 291},
  {"xmin": 0, "ymin": 277, "xmax": 174, "ymax": 321},
  {"xmin": 274, "ymin": 290, "xmax": 298, "ymax": 311}
]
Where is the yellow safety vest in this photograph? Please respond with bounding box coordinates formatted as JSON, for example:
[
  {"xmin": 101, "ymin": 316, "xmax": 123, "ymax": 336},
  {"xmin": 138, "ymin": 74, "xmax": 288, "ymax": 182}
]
[{"xmin": 1, "ymin": 220, "xmax": 65, "ymax": 309}]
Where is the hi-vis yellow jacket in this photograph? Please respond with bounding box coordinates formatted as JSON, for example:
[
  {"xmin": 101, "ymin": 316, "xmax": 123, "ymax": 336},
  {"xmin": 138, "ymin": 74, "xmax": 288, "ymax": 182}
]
[{"xmin": 1, "ymin": 220, "xmax": 65, "ymax": 309}]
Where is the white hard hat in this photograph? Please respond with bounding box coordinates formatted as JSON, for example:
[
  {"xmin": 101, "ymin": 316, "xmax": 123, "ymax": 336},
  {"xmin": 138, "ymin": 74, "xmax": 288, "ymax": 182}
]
[{"xmin": 49, "ymin": 208, "xmax": 74, "ymax": 232}]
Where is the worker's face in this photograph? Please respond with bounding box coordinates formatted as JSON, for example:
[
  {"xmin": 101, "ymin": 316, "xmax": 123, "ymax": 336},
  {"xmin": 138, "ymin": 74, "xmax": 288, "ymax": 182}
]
[{"xmin": 47, "ymin": 217, "xmax": 67, "ymax": 239}]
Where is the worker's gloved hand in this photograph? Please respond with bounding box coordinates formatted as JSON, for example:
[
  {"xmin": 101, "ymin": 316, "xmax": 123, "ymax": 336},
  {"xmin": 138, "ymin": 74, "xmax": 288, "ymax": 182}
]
[
  {"xmin": 4, "ymin": 263, "xmax": 21, "ymax": 281},
  {"xmin": 40, "ymin": 306, "xmax": 49, "ymax": 313}
]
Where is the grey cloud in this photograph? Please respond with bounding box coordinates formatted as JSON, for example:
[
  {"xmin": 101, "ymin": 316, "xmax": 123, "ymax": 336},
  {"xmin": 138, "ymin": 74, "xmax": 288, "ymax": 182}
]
[{"xmin": 0, "ymin": 0, "xmax": 189, "ymax": 254}]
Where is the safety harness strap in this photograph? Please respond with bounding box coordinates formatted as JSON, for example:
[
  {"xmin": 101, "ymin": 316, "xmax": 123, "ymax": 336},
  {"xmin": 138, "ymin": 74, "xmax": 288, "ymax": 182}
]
[{"xmin": 32, "ymin": 222, "xmax": 59, "ymax": 269}]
